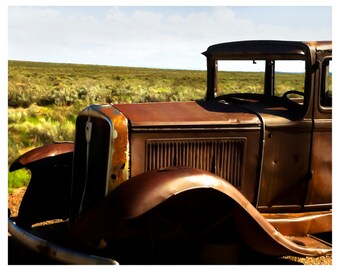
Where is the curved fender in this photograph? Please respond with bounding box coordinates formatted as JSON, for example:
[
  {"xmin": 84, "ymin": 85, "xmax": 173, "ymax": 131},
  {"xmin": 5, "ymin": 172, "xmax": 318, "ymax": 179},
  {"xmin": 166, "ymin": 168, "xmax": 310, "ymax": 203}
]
[
  {"xmin": 10, "ymin": 142, "xmax": 74, "ymax": 172},
  {"xmin": 9, "ymin": 142, "xmax": 74, "ymax": 228},
  {"xmin": 73, "ymin": 167, "xmax": 331, "ymax": 257}
]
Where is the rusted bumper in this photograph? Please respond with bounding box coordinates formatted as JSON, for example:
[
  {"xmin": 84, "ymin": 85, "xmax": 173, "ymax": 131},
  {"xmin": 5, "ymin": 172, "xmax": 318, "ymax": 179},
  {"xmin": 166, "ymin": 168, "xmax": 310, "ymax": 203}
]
[{"xmin": 8, "ymin": 218, "xmax": 119, "ymax": 265}]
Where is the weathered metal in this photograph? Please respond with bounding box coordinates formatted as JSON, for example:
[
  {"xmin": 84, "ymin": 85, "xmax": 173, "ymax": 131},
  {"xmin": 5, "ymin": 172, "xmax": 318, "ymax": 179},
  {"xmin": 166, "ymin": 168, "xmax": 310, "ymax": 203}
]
[
  {"xmin": 8, "ymin": 40, "xmax": 332, "ymax": 264},
  {"xmin": 8, "ymin": 218, "xmax": 118, "ymax": 265},
  {"xmin": 114, "ymin": 100, "xmax": 260, "ymax": 127},
  {"xmin": 10, "ymin": 142, "xmax": 74, "ymax": 228},
  {"xmin": 70, "ymin": 167, "xmax": 331, "ymax": 257},
  {"xmin": 9, "ymin": 142, "xmax": 74, "ymax": 172}
]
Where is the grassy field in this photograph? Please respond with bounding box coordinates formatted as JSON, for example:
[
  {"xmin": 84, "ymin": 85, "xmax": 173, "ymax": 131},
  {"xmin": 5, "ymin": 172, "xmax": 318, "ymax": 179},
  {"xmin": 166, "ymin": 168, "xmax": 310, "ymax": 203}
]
[{"xmin": 8, "ymin": 60, "xmax": 307, "ymax": 191}]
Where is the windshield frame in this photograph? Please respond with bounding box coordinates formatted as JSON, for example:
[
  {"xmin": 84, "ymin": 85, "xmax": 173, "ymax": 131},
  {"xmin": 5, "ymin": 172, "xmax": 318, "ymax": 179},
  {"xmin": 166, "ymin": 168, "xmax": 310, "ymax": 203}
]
[{"xmin": 205, "ymin": 55, "xmax": 312, "ymax": 119}]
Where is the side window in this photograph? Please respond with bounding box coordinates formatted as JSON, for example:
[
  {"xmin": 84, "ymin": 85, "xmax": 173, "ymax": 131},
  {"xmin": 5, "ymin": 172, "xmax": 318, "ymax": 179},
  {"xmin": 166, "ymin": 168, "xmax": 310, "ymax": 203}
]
[{"xmin": 320, "ymin": 59, "xmax": 332, "ymax": 107}]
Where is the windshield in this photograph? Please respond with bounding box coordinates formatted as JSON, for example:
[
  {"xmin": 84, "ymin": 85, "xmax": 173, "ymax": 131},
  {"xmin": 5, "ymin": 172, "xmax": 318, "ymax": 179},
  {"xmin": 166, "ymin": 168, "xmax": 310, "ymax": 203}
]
[{"xmin": 216, "ymin": 60, "xmax": 306, "ymax": 105}]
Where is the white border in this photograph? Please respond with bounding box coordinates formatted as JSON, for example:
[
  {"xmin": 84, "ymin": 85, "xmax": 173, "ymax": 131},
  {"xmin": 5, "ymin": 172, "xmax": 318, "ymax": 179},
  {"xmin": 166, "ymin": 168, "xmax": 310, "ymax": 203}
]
[{"xmin": 2, "ymin": 1, "xmax": 337, "ymax": 269}]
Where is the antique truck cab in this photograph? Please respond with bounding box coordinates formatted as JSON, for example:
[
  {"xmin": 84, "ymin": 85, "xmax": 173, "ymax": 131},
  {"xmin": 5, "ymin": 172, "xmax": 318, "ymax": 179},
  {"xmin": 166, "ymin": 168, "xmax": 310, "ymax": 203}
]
[{"xmin": 8, "ymin": 40, "xmax": 332, "ymax": 264}]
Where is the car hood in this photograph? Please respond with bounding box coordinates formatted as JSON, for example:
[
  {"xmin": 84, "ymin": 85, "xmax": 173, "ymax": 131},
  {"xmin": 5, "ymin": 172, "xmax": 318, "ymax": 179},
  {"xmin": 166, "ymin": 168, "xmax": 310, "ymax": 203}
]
[{"xmin": 113, "ymin": 100, "xmax": 261, "ymax": 128}]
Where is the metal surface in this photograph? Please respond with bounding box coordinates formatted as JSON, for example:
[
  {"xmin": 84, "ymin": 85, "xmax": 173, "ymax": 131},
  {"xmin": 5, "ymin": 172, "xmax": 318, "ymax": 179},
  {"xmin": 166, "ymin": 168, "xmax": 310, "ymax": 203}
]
[
  {"xmin": 202, "ymin": 40, "xmax": 331, "ymax": 60},
  {"xmin": 9, "ymin": 142, "xmax": 74, "ymax": 172},
  {"xmin": 114, "ymin": 100, "xmax": 260, "ymax": 128},
  {"xmin": 8, "ymin": 218, "xmax": 118, "ymax": 265},
  {"xmin": 129, "ymin": 127, "xmax": 261, "ymax": 203},
  {"xmin": 71, "ymin": 167, "xmax": 331, "ymax": 257},
  {"xmin": 145, "ymin": 137, "xmax": 246, "ymax": 187},
  {"xmin": 70, "ymin": 105, "xmax": 129, "ymax": 221},
  {"xmin": 263, "ymin": 211, "xmax": 332, "ymax": 236},
  {"xmin": 71, "ymin": 107, "xmax": 113, "ymax": 220}
]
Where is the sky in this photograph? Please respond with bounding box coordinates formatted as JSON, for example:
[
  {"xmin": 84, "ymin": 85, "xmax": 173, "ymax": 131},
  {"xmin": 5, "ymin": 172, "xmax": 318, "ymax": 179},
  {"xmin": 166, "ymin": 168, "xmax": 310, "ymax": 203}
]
[{"xmin": 7, "ymin": 5, "xmax": 332, "ymax": 70}]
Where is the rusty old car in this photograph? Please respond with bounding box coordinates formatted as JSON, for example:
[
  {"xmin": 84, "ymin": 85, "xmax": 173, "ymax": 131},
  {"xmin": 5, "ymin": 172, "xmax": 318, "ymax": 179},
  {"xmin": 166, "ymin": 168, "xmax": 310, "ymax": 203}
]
[{"xmin": 8, "ymin": 40, "xmax": 332, "ymax": 264}]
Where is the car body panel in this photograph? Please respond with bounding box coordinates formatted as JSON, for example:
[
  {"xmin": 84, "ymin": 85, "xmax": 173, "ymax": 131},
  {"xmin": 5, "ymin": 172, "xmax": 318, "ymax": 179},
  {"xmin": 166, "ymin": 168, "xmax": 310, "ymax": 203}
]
[
  {"xmin": 114, "ymin": 100, "xmax": 261, "ymax": 128},
  {"xmin": 70, "ymin": 167, "xmax": 331, "ymax": 257}
]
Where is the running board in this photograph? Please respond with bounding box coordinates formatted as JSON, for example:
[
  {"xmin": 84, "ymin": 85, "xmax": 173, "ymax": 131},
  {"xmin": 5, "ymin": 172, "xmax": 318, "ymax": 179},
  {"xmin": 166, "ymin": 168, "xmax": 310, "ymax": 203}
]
[{"xmin": 286, "ymin": 234, "xmax": 332, "ymax": 251}]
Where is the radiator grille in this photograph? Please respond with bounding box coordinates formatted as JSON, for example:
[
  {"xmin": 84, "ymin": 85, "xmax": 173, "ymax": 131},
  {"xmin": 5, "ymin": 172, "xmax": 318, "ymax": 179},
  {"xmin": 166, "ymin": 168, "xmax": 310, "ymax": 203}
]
[
  {"xmin": 146, "ymin": 138, "xmax": 246, "ymax": 187},
  {"xmin": 71, "ymin": 115, "xmax": 111, "ymax": 220}
]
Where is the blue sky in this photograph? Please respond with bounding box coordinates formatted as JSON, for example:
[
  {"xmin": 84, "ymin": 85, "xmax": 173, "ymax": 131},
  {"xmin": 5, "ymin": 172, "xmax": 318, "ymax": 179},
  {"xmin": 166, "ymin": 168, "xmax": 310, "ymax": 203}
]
[{"xmin": 7, "ymin": 5, "xmax": 332, "ymax": 70}]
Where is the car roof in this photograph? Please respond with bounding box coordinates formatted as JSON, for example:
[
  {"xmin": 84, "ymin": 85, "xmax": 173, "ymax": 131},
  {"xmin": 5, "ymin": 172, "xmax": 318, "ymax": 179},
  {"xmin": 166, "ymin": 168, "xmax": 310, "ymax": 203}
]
[{"xmin": 202, "ymin": 40, "xmax": 332, "ymax": 60}]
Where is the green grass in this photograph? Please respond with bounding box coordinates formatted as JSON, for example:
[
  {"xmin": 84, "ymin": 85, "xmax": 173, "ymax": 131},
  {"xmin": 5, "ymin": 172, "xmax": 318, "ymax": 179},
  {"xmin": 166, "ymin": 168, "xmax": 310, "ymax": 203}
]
[
  {"xmin": 8, "ymin": 168, "xmax": 31, "ymax": 193},
  {"xmin": 8, "ymin": 60, "xmax": 207, "ymax": 107}
]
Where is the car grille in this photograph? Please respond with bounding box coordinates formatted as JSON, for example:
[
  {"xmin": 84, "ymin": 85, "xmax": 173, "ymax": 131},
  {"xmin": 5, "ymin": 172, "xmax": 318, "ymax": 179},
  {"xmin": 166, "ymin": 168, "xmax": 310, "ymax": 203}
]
[
  {"xmin": 146, "ymin": 138, "xmax": 246, "ymax": 187},
  {"xmin": 70, "ymin": 114, "xmax": 111, "ymax": 220}
]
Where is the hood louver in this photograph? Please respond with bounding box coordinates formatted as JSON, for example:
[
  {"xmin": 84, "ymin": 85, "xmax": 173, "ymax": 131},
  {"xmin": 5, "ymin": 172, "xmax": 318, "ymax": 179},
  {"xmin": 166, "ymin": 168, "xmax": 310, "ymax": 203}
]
[{"xmin": 146, "ymin": 138, "xmax": 246, "ymax": 188}]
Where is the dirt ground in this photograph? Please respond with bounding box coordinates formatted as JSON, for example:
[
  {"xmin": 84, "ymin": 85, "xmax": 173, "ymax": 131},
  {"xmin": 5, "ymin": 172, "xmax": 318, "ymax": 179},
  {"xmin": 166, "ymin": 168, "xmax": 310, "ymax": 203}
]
[{"xmin": 8, "ymin": 187, "xmax": 332, "ymax": 265}]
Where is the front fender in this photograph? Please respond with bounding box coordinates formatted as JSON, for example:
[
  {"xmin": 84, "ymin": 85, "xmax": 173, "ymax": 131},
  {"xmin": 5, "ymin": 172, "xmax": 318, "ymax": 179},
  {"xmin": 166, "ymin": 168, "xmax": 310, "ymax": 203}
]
[
  {"xmin": 9, "ymin": 142, "xmax": 74, "ymax": 228},
  {"xmin": 10, "ymin": 142, "xmax": 74, "ymax": 172},
  {"xmin": 72, "ymin": 167, "xmax": 331, "ymax": 257}
]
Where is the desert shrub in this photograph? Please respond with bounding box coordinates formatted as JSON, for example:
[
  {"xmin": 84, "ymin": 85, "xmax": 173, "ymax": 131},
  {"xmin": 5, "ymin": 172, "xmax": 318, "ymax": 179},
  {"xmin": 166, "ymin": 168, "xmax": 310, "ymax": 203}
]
[
  {"xmin": 15, "ymin": 118, "xmax": 74, "ymax": 144},
  {"xmin": 8, "ymin": 108, "xmax": 28, "ymax": 124},
  {"xmin": 8, "ymin": 87, "xmax": 33, "ymax": 108},
  {"xmin": 52, "ymin": 85, "xmax": 79, "ymax": 106},
  {"xmin": 8, "ymin": 104, "xmax": 76, "ymax": 165}
]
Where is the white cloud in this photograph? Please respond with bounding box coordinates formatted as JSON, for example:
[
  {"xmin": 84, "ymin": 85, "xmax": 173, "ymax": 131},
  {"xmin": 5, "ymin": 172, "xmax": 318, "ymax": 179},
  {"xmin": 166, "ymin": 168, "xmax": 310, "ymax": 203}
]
[{"xmin": 8, "ymin": 6, "xmax": 332, "ymax": 69}]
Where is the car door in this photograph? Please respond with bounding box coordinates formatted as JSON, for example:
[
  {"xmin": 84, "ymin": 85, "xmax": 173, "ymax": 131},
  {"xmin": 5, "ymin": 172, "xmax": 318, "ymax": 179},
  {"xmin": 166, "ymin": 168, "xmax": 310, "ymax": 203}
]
[{"xmin": 304, "ymin": 56, "xmax": 332, "ymax": 208}]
